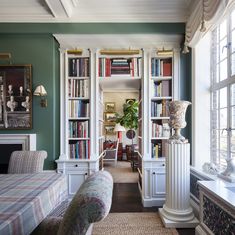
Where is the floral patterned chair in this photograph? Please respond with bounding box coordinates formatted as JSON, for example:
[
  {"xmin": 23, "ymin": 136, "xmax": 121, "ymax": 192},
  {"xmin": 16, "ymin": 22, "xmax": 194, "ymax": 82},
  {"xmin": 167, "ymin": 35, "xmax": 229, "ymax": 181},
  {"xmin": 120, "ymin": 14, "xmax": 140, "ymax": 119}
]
[{"xmin": 32, "ymin": 170, "xmax": 113, "ymax": 235}]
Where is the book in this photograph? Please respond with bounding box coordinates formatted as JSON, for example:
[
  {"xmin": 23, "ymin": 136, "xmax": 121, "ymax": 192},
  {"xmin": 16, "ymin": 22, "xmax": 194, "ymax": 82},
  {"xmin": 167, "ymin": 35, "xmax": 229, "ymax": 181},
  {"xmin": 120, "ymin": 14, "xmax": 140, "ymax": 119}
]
[{"xmin": 163, "ymin": 60, "xmax": 172, "ymax": 76}]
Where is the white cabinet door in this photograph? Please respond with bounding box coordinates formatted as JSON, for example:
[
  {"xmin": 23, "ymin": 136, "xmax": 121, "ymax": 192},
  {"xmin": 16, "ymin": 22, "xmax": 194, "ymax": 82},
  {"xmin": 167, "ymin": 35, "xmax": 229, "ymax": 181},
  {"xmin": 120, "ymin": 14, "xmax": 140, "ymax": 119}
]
[
  {"xmin": 68, "ymin": 171, "xmax": 88, "ymax": 196},
  {"xmin": 152, "ymin": 167, "xmax": 166, "ymax": 197}
]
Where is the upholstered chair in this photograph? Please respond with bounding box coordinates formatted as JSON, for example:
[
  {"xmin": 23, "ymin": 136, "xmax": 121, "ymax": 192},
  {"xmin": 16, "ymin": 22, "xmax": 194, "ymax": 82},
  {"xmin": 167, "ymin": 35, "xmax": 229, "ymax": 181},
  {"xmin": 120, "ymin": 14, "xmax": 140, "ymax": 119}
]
[
  {"xmin": 32, "ymin": 170, "xmax": 113, "ymax": 235},
  {"xmin": 8, "ymin": 150, "xmax": 47, "ymax": 174},
  {"xmin": 103, "ymin": 139, "xmax": 119, "ymax": 166}
]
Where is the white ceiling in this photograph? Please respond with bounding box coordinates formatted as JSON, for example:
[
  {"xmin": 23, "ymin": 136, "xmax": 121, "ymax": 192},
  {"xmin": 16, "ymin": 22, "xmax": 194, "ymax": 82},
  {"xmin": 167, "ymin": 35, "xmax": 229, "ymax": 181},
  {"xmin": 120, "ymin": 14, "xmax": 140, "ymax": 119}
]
[{"xmin": 0, "ymin": 0, "xmax": 192, "ymax": 23}]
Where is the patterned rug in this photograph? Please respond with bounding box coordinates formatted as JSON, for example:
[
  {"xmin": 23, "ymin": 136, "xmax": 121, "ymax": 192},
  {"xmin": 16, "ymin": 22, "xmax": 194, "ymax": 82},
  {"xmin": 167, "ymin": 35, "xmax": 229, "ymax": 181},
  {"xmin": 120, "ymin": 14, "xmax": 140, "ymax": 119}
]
[
  {"xmin": 92, "ymin": 212, "xmax": 178, "ymax": 235},
  {"xmin": 104, "ymin": 161, "xmax": 138, "ymax": 183}
]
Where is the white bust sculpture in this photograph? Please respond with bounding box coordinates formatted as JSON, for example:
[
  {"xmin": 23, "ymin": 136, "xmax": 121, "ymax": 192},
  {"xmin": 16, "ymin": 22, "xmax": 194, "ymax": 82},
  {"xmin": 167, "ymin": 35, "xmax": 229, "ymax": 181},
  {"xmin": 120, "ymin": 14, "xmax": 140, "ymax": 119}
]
[
  {"xmin": 21, "ymin": 96, "xmax": 30, "ymax": 112},
  {"xmin": 7, "ymin": 96, "xmax": 17, "ymax": 112},
  {"xmin": 8, "ymin": 84, "xmax": 13, "ymax": 96}
]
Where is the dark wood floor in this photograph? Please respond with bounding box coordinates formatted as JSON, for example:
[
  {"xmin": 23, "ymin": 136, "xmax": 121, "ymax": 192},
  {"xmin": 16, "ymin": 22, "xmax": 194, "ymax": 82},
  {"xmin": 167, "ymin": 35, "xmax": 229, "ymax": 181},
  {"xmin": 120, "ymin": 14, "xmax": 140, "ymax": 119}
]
[{"xmin": 111, "ymin": 183, "xmax": 195, "ymax": 235}]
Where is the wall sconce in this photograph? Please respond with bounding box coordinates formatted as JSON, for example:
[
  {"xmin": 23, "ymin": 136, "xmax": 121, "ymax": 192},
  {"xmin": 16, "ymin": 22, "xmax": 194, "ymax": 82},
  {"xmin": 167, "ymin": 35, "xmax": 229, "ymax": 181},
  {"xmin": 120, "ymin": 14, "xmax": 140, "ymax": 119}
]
[{"xmin": 33, "ymin": 85, "xmax": 47, "ymax": 107}]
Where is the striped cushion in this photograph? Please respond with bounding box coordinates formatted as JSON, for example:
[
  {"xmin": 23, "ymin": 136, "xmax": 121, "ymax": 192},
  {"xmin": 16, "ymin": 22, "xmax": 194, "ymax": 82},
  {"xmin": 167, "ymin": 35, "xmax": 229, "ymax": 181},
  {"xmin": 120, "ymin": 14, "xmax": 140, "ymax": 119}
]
[{"xmin": 8, "ymin": 151, "xmax": 47, "ymax": 174}]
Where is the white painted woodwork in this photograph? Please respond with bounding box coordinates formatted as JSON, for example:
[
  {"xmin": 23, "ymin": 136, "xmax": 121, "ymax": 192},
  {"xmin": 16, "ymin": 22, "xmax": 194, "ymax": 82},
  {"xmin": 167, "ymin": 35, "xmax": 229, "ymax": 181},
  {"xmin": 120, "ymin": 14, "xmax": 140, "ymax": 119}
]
[
  {"xmin": 56, "ymin": 159, "xmax": 98, "ymax": 198},
  {"xmin": 159, "ymin": 143, "xmax": 198, "ymax": 228},
  {"xmin": 55, "ymin": 33, "xmax": 181, "ymax": 203},
  {"xmin": 0, "ymin": 0, "xmax": 192, "ymax": 23},
  {"xmin": 0, "ymin": 134, "xmax": 36, "ymax": 150}
]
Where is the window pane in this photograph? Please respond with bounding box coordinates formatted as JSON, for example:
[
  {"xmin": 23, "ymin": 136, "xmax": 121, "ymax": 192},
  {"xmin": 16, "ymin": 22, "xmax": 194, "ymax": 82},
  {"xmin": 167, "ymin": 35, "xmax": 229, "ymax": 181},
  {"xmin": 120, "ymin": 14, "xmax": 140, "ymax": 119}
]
[
  {"xmin": 231, "ymin": 84, "xmax": 235, "ymax": 106},
  {"xmin": 232, "ymin": 106, "xmax": 235, "ymax": 129},
  {"xmin": 232, "ymin": 30, "xmax": 235, "ymax": 53},
  {"xmin": 232, "ymin": 9, "xmax": 235, "ymax": 30},
  {"xmin": 232, "ymin": 52, "xmax": 235, "ymax": 76},
  {"xmin": 220, "ymin": 59, "xmax": 228, "ymax": 81},
  {"xmin": 220, "ymin": 87, "xmax": 227, "ymax": 108},
  {"xmin": 220, "ymin": 108, "xmax": 227, "ymax": 129},
  {"xmin": 231, "ymin": 130, "xmax": 235, "ymax": 154},
  {"xmin": 220, "ymin": 37, "xmax": 227, "ymax": 61},
  {"xmin": 220, "ymin": 137, "xmax": 227, "ymax": 154},
  {"xmin": 216, "ymin": 43, "xmax": 220, "ymax": 63},
  {"xmin": 216, "ymin": 64, "xmax": 219, "ymax": 83},
  {"xmin": 220, "ymin": 20, "xmax": 227, "ymax": 40}
]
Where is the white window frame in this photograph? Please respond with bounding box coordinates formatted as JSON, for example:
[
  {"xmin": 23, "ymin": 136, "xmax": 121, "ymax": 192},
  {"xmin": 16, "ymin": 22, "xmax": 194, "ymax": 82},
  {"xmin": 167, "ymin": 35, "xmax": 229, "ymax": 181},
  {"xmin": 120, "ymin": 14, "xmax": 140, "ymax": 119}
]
[{"xmin": 210, "ymin": 7, "xmax": 235, "ymax": 170}]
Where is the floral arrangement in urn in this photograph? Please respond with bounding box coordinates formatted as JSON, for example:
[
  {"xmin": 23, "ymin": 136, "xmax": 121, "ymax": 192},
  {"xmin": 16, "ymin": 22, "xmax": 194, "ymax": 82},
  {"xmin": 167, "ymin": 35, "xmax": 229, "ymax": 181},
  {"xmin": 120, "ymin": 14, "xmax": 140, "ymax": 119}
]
[{"xmin": 168, "ymin": 100, "xmax": 191, "ymax": 143}]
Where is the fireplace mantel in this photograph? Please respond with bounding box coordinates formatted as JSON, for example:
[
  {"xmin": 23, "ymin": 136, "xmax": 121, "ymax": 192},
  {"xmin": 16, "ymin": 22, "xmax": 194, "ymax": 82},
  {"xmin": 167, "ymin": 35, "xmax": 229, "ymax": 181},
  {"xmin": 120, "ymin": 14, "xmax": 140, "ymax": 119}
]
[{"xmin": 0, "ymin": 134, "xmax": 36, "ymax": 150}]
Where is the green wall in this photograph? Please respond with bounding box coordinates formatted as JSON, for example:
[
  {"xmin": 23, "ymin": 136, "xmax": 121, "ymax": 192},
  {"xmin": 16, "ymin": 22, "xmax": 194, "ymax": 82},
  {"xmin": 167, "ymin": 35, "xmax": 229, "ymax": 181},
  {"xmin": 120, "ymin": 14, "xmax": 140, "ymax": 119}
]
[
  {"xmin": 0, "ymin": 23, "xmax": 189, "ymax": 169},
  {"xmin": 0, "ymin": 34, "xmax": 60, "ymax": 169}
]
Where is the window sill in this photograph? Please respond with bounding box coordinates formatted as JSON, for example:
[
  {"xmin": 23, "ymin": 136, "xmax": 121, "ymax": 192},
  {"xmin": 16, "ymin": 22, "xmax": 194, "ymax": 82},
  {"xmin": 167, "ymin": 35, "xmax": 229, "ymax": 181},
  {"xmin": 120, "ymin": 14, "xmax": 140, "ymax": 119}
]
[{"xmin": 190, "ymin": 166, "xmax": 217, "ymax": 181}]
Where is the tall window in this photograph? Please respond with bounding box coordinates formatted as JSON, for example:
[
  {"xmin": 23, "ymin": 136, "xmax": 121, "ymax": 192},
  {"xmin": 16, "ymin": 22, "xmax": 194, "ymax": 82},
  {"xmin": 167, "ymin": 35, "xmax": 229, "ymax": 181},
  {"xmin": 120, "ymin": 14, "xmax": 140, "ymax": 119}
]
[{"xmin": 211, "ymin": 8, "xmax": 235, "ymax": 170}]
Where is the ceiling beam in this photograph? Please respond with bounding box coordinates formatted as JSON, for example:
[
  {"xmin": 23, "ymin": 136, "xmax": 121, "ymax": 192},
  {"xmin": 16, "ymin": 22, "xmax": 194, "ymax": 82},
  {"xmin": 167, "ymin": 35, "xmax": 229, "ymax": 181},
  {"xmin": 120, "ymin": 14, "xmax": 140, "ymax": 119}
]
[{"xmin": 45, "ymin": 0, "xmax": 77, "ymax": 18}]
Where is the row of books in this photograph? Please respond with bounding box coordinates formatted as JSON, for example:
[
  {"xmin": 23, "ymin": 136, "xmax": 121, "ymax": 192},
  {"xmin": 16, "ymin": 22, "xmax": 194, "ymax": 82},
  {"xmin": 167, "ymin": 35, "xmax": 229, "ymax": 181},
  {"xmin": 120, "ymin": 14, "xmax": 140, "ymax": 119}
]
[
  {"xmin": 99, "ymin": 58, "xmax": 142, "ymax": 77},
  {"xmin": 151, "ymin": 141, "xmax": 167, "ymax": 159},
  {"xmin": 69, "ymin": 140, "xmax": 90, "ymax": 159},
  {"xmin": 151, "ymin": 58, "xmax": 172, "ymax": 77},
  {"xmin": 69, "ymin": 120, "xmax": 89, "ymax": 138},
  {"xmin": 69, "ymin": 100, "xmax": 90, "ymax": 118},
  {"xmin": 68, "ymin": 58, "xmax": 90, "ymax": 77},
  {"xmin": 68, "ymin": 79, "xmax": 89, "ymax": 98},
  {"xmin": 152, "ymin": 123, "xmax": 171, "ymax": 138},
  {"xmin": 151, "ymin": 100, "xmax": 170, "ymax": 117},
  {"xmin": 151, "ymin": 80, "xmax": 171, "ymax": 97}
]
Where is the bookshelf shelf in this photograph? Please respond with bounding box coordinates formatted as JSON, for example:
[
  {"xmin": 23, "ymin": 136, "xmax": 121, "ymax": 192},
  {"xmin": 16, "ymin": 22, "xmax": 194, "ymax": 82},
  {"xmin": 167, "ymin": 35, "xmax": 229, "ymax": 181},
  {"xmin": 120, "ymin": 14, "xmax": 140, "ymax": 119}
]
[
  {"xmin": 68, "ymin": 76, "xmax": 90, "ymax": 80},
  {"xmin": 151, "ymin": 76, "xmax": 172, "ymax": 81},
  {"xmin": 151, "ymin": 96, "xmax": 172, "ymax": 100},
  {"xmin": 151, "ymin": 117, "xmax": 170, "ymax": 120},
  {"xmin": 68, "ymin": 137, "xmax": 90, "ymax": 140},
  {"xmin": 99, "ymin": 76, "xmax": 142, "ymax": 80},
  {"xmin": 68, "ymin": 117, "xmax": 90, "ymax": 120},
  {"xmin": 68, "ymin": 97, "xmax": 89, "ymax": 100},
  {"xmin": 151, "ymin": 137, "xmax": 169, "ymax": 140}
]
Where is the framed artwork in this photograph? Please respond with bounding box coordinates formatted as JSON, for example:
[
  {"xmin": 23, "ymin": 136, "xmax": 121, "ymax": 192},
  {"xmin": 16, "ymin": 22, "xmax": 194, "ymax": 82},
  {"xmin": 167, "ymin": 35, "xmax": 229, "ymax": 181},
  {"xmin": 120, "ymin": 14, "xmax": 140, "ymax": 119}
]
[
  {"xmin": 126, "ymin": 99, "xmax": 136, "ymax": 104},
  {"xmin": 104, "ymin": 112, "xmax": 116, "ymax": 123},
  {"xmin": 104, "ymin": 124, "xmax": 116, "ymax": 135},
  {"xmin": 0, "ymin": 65, "xmax": 32, "ymax": 129},
  {"xmin": 105, "ymin": 102, "xmax": 115, "ymax": 112}
]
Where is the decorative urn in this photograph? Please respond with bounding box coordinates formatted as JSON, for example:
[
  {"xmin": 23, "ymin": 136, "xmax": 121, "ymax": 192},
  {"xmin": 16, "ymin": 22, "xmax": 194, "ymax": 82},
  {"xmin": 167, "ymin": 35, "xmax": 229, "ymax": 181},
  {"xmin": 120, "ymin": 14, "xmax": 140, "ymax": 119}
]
[{"xmin": 168, "ymin": 100, "xmax": 191, "ymax": 143}]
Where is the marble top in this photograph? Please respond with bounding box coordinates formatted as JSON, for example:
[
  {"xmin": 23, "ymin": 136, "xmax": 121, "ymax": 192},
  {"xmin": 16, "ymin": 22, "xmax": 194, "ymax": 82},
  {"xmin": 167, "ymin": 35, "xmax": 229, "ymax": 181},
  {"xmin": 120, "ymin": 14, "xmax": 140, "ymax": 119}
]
[{"xmin": 198, "ymin": 179, "xmax": 235, "ymax": 209}]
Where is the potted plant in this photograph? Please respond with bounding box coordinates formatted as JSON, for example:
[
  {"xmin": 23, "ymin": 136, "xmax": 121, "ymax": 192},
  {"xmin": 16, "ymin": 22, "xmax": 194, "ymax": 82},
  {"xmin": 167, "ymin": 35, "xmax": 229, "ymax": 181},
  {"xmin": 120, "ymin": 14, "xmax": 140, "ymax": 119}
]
[{"xmin": 115, "ymin": 100, "xmax": 139, "ymax": 161}]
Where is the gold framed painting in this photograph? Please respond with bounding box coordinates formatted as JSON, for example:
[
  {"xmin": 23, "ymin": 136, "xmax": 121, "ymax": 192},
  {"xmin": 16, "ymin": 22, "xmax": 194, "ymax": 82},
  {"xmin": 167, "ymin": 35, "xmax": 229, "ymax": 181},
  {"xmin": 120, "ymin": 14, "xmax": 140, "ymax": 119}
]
[
  {"xmin": 105, "ymin": 102, "xmax": 115, "ymax": 112},
  {"xmin": 104, "ymin": 112, "xmax": 116, "ymax": 123},
  {"xmin": 104, "ymin": 124, "xmax": 116, "ymax": 135}
]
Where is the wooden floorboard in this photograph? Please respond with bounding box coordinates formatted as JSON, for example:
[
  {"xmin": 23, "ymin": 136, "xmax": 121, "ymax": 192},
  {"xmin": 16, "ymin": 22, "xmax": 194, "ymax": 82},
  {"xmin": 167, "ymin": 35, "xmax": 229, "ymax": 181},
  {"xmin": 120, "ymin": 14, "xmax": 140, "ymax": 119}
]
[{"xmin": 111, "ymin": 183, "xmax": 195, "ymax": 235}]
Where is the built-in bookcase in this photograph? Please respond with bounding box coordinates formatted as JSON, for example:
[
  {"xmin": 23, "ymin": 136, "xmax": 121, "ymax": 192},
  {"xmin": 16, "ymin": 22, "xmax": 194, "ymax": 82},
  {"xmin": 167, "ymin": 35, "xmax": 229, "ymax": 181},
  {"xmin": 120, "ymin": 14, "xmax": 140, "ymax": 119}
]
[
  {"xmin": 98, "ymin": 85, "xmax": 104, "ymax": 156},
  {"xmin": 98, "ymin": 57, "xmax": 142, "ymax": 78},
  {"xmin": 150, "ymin": 51, "xmax": 173, "ymax": 159},
  {"xmin": 67, "ymin": 52, "xmax": 90, "ymax": 159}
]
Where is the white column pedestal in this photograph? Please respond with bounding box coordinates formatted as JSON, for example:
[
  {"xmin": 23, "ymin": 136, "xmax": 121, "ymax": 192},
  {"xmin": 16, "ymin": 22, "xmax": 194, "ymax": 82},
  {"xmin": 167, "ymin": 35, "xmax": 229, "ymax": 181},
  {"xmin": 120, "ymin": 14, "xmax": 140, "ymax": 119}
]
[{"xmin": 159, "ymin": 143, "xmax": 198, "ymax": 228}]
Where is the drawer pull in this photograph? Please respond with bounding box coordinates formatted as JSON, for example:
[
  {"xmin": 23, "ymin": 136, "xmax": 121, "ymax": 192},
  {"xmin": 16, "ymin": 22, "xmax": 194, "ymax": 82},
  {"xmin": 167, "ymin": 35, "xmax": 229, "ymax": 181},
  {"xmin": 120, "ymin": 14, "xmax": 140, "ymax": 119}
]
[{"xmin": 74, "ymin": 164, "xmax": 78, "ymax": 167}]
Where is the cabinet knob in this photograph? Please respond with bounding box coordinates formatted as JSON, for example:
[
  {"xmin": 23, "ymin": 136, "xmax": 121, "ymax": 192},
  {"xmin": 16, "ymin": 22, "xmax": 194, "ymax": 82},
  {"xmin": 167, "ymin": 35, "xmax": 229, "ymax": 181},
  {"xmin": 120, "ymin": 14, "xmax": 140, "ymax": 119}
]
[
  {"xmin": 153, "ymin": 172, "xmax": 155, "ymax": 175},
  {"xmin": 85, "ymin": 173, "xmax": 88, "ymax": 176},
  {"xmin": 75, "ymin": 164, "xmax": 78, "ymax": 167},
  {"xmin": 162, "ymin": 164, "xmax": 165, "ymax": 166}
]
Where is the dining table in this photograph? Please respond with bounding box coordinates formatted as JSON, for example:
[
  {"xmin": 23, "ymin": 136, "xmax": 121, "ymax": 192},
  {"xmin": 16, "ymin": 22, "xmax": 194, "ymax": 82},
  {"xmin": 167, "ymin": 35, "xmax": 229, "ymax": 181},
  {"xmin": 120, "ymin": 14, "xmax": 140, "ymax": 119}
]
[{"xmin": 0, "ymin": 172, "xmax": 67, "ymax": 235}]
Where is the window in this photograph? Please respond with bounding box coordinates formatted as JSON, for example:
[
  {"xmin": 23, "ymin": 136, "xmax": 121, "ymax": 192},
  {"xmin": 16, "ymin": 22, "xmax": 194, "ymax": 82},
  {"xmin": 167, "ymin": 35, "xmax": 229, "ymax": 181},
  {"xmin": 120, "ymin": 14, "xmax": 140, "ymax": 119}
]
[{"xmin": 211, "ymin": 8, "xmax": 235, "ymax": 170}]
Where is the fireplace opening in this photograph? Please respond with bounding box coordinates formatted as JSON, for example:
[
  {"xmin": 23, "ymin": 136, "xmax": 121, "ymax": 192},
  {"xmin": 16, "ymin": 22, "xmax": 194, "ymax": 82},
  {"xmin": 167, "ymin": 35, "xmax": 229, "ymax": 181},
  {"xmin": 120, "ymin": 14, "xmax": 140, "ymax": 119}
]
[{"xmin": 0, "ymin": 144, "xmax": 22, "ymax": 173}]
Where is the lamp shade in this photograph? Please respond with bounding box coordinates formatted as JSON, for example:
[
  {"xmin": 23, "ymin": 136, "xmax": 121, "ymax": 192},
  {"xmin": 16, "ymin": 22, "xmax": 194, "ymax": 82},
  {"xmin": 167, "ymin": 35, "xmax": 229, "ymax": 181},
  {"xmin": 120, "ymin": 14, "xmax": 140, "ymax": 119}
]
[
  {"xmin": 114, "ymin": 123, "xmax": 126, "ymax": 132},
  {"xmin": 33, "ymin": 85, "xmax": 47, "ymax": 96}
]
